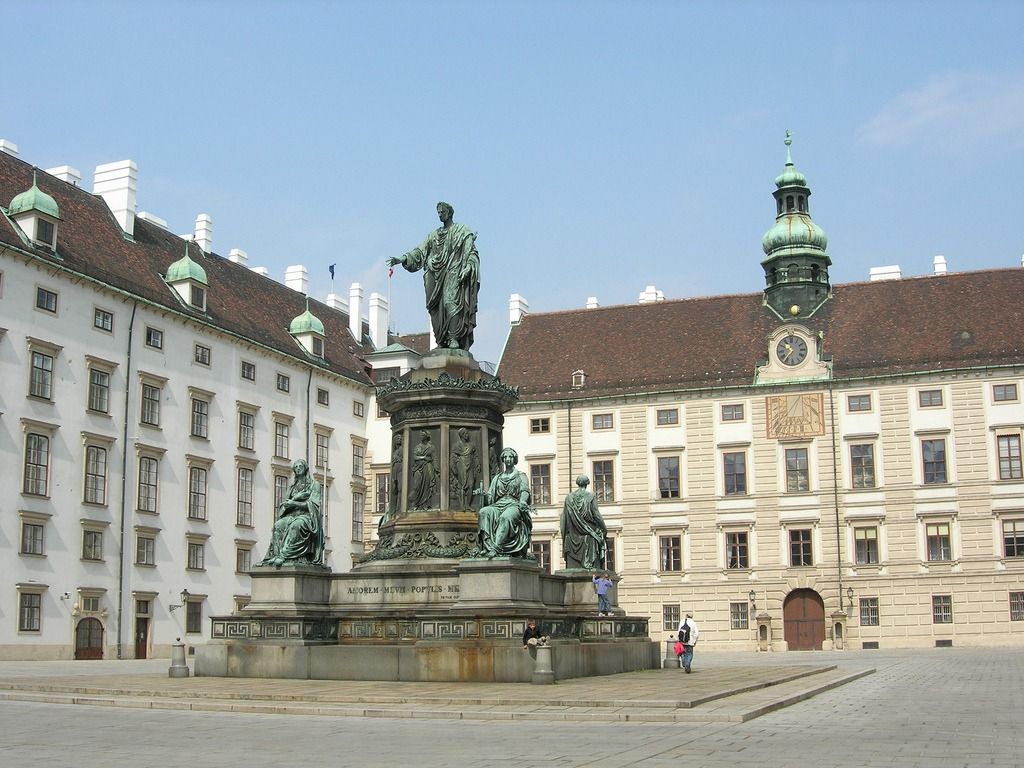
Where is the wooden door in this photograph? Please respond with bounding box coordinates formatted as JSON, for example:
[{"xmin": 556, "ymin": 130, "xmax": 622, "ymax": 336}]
[
  {"xmin": 74, "ymin": 618, "xmax": 104, "ymax": 660},
  {"xmin": 783, "ymin": 588, "xmax": 825, "ymax": 650},
  {"xmin": 134, "ymin": 617, "xmax": 149, "ymax": 659}
]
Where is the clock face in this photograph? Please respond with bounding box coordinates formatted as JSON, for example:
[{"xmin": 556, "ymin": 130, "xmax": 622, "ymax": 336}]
[{"xmin": 776, "ymin": 334, "xmax": 808, "ymax": 367}]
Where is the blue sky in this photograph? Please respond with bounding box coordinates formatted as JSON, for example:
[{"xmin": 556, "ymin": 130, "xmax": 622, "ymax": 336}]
[{"xmin": 5, "ymin": 1, "xmax": 1024, "ymax": 364}]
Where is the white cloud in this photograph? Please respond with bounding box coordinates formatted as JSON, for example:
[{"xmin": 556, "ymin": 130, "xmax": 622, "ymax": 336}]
[{"xmin": 858, "ymin": 73, "xmax": 1024, "ymax": 150}]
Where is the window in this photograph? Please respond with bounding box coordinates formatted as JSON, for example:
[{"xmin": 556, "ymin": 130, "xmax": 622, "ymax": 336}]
[
  {"xmin": 1003, "ymin": 519, "xmax": 1024, "ymax": 558},
  {"xmin": 317, "ymin": 387, "xmax": 329, "ymax": 406},
  {"xmin": 276, "ymin": 373, "xmax": 290, "ymax": 393},
  {"xmin": 137, "ymin": 455, "xmax": 159, "ymax": 512},
  {"xmin": 140, "ymin": 383, "xmax": 161, "ymax": 426},
  {"xmin": 88, "ymin": 368, "xmax": 110, "ymax": 413},
  {"xmin": 135, "ymin": 534, "xmax": 156, "ymax": 566},
  {"xmin": 663, "ymin": 604, "xmax": 681, "ymax": 632},
  {"xmin": 374, "ymin": 366, "xmax": 401, "ymax": 384},
  {"xmin": 19, "ymin": 592, "xmax": 42, "ymax": 632},
  {"xmin": 185, "ymin": 600, "xmax": 202, "ymax": 633},
  {"xmin": 80, "ymin": 595, "xmax": 101, "ymax": 613},
  {"xmin": 352, "ymin": 491, "xmax": 364, "ymax": 541},
  {"xmin": 187, "ymin": 541, "xmax": 206, "ymax": 570},
  {"xmin": 656, "ymin": 408, "xmax": 679, "ymax": 426},
  {"xmin": 527, "ymin": 463, "xmax": 552, "ymax": 505},
  {"xmin": 530, "ymin": 417, "xmax": 550, "ymax": 434},
  {"xmin": 997, "ymin": 434, "xmax": 1022, "ymax": 480},
  {"xmin": 194, "ymin": 344, "xmax": 211, "ymax": 366},
  {"xmin": 36, "ymin": 218, "xmax": 55, "ymax": 246},
  {"xmin": 236, "ymin": 547, "xmax": 252, "ymax": 573},
  {"xmin": 790, "ymin": 528, "xmax": 813, "ymax": 566},
  {"xmin": 353, "ymin": 400, "xmax": 365, "ymax": 418},
  {"xmin": 859, "ymin": 597, "xmax": 880, "ymax": 626},
  {"xmin": 726, "ymin": 531, "xmax": 749, "ymax": 569},
  {"xmin": 855, "ymin": 526, "xmax": 879, "ymax": 565},
  {"xmin": 918, "ymin": 389, "xmax": 943, "ymax": 408},
  {"xmin": 1011, "ymin": 592, "xmax": 1024, "ymax": 622},
  {"xmin": 723, "ymin": 451, "xmax": 746, "ymax": 495},
  {"xmin": 237, "ymin": 467, "xmax": 254, "ymax": 526},
  {"xmin": 23, "ymin": 433, "xmax": 49, "ymax": 496},
  {"xmin": 375, "ymin": 473, "xmax": 389, "ymax": 517},
  {"xmin": 932, "ymin": 594, "xmax": 953, "ymax": 624},
  {"xmin": 20, "ymin": 522, "xmax": 44, "ymax": 555},
  {"xmin": 84, "ymin": 445, "xmax": 108, "ymax": 504},
  {"xmin": 659, "ymin": 535, "xmax": 682, "ymax": 572},
  {"xmin": 352, "ymin": 443, "xmax": 365, "ymax": 476},
  {"xmin": 189, "ymin": 285, "xmax": 206, "ymax": 310},
  {"xmin": 36, "ymin": 286, "xmax": 57, "ymax": 313},
  {"xmin": 82, "ymin": 530, "xmax": 103, "ymax": 561},
  {"xmin": 847, "ymin": 394, "xmax": 871, "ymax": 412},
  {"xmin": 311, "ymin": 336, "xmax": 325, "ymax": 358},
  {"xmin": 730, "ymin": 602, "xmax": 749, "ymax": 629},
  {"xmin": 29, "ymin": 351, "xmax": 54, "ymax": 399},
  {"xmin": 240, "ymin": 361, "xmax": 256, "ymax": 381},
  {"xmin": 531, "ymin": 540, "xmax": 551, "ymax": 573},
  {"xmin": 602, "ymin": 536, "xmax": 616, "ymax": 572},
  {"xmin": 274, "ymin": 421, "xmax": 290, "ymax": 459},
  {"xmin": 592, "ymin": 413, "xmax": 613, "ymax": 430},
  {"xmin": 188, "ymin": 465, "xmax": 208, "ymax": 520},
  {"xmin": 721, "ymin": 404, "xmax": 744, "ymax": 422},
  {"xmin": 926, "ymin": 522, "xmax": 952, "ymax": 561},
  {"xmin": 274, "ymin": 474, "xmax": 289, "ymax": 511},
  {"xmin": 238, "ymin": 410, "xmax": 255, "ymax": 450},
  {"xmin": 657, "ymin": 456, "xmax": 680, "ymax": 499},
  {"xmin": 94, "ymin": 308, "xmax": 113, "ymax": 332},
  {"xmin": 994, "ymin": 383, "xmax": 1018, "ymax": 402},
  {"xmin": 850, "ymin": 444, "xmax": 876, "ymax": 488},
  {"xmin": 190, "ymin": 397, "xmax": 209, "ymax": 438},
  {"xmin": 785, "ymin": 447, "xmax": 809, "ymax": 492},
  {"xmin": 592, "ymin": 459, "xmax": 614, "ymax": 502},
  {"xmin": 315, "ymin": 432, "xmax": 330, "ymax": 470},
  {"xmin": 145, "ymin": 326, "xmax": 163, "ymax": 349},
  {"xmin": 922, "ymin": 439, "xmax": 947, "ymax": 484}
]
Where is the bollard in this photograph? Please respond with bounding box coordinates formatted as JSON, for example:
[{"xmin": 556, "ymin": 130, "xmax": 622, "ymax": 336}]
[
  {"xmin": 168, "ymin": 638, "xmax": 190, "ymax": 678},
  {"xmin": 664, "ymin": 638, "xmax": 680, "ymax": 669},
  {"xmin": 531, "ymin": 643, "xmax": 555, "ymax": 684}
]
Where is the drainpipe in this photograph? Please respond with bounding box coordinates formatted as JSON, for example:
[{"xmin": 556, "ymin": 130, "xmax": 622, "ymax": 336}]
[
  {"xmin": 566, "ymin": 401, "xmax": 573, "ymax": 493},
  {"xmin": 828, "ymin": 380, "xmax": 844, "ymax": 612},
  {"xmin": 116, "ymin": 301, "xmax": 138, "ymax": 659}
]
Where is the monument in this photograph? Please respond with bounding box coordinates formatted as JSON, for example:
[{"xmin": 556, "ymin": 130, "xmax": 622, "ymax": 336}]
[{"xmin": 197, "ymin": 203, "xmax": 656, "ymax": 682}]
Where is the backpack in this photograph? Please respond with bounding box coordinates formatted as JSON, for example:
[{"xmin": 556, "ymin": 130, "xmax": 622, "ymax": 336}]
[{"xmin": 678, "ymin": 622, "xmax": 691, "ymax": 644}]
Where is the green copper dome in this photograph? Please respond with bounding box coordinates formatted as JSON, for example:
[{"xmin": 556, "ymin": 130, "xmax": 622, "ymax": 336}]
[
  {"xmin": 9, "ymin": 175, "xmax": 60, "ymax": 219},
  {"xmin": 289, "ymin": 306, "xmax": 325, "ymax": 336},
  {"xmin": 762, "ymin": 216, "xmax": 828, "ymax": 256},
  {"xmin": 166, "ymin": 245, "xmax": 208, "ymax": 285}
]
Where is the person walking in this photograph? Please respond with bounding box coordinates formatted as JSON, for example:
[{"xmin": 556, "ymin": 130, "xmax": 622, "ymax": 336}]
[
  {"xmin": 592, "ymin": 573, "xmax": 614, "ymax": 616},
  {"xmin": 677, "ymin": 613, "xmax": 700, "ymax": 672}
]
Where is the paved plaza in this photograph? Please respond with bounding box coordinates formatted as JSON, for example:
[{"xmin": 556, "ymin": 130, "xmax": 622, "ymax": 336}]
[{"xmin": 0, "ymin": 647, "xmax": 1020, "ymax": 767}]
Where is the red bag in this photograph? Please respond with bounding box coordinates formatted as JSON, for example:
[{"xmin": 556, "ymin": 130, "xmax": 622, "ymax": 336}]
[{"xmin": 673, "ymin": 641, "xmax": 684, "ymax": 656}]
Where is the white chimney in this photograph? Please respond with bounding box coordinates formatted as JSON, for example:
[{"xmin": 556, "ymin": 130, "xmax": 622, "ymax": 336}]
[
  {"xmin": 369, "ymin": 292, "xmax": 389, "ymax": 349},
  {"xmin": 93, "ymin": 160, "xmax": 138, "ymax": 236},
  {"xmin": 0, "ymin": 140, "xmax": 19, "ymax": 157},
  {"xmin": 509, "ymin": 293, "xmax": 529, "ymax": 324},
  {"xmin": 137, "ymin": 212, "xmax": 169, "ymax": 230},
  {"xmin": 285, "ymin": 264, "xmax": 309, "ymax": 294},
  {"xmin": 45, "ymin": 165, "xmax": 81, "ymax": 186},
  {"xmin": 228, "ymin": 248, "xmax": 248, "ymax": 265},
  {"xmin": 933, "ymin": 255, "xmax": 947, "ymax": 275},
  {"xmin": 638, "ymin": 285, "xmax": 664, "ymax": 304},
  {"xmin": 869, "ymin": 265, "xmax": 902, "ymax": 281},
  {"xmin": 194, "ymin": 214, "xmax": 213, "ymax": 253},
  {"xmin": 251, "ymin": 266, "xmax": 269, "ymax": 277},
  {"xmin": 349, "ymin": 282, "xmax": 364, "ymax": 341},
  {"xmin": 325, "ymin": 293, "xmax": 348, "ymax": 311},
  {"xmin": 586, "ymin": 296, "xmax": 599, "ymax": 309}
]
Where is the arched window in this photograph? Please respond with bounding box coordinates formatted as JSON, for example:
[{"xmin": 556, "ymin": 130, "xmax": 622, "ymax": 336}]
[
  {"xmin": 811, "ymin": 264, "xmax": 820, "ymax": 282},
  {"xmin": 798, "ymin": 196, "xmax": 806, "ymax": 212},
  {"xmin": 786, "ymin": 195, "xmax": 795, "ymax": 212}
]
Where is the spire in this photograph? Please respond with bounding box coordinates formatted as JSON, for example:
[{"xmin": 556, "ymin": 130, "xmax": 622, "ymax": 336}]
[{"xmin": 8, "ymin": 167, "xmax": 60, "ymax": 219}]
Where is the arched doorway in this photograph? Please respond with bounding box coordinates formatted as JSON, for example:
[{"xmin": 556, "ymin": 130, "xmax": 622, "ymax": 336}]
[
  {"xmin": 74, "ymin": 617, "xmax": 104, "ymax": 660},
  {"xmin": 783, "ymin": 589, "xmax": 825, "ymax": 650}
]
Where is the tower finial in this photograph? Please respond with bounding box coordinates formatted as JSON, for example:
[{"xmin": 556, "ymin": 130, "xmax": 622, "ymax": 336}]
[{"xmin": 784, "ymin": 130, "xmax": 793, "ymax": 165}]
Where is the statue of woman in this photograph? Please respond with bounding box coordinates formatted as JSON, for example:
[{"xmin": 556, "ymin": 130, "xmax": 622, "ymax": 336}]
[
  {"xmin": 473, "ymin": 447, "xmax": 534, "ymax": 558},
  {"xmin": 449, "ymin": 427, "xmax": 480, "ymax": 510},
  {"xmin": 388, "ymin": 434, "xmax": 403, "ymax": 519},
  {"xmin": 260, "ymin": 459, "xmax": 324, "ymax": 567},
  {"xmin": 560, "ymin": 475, "xmax": 608, "ymax": 570},
  {"xmin": 409, "ymin": 430, "xmax": 438, "ymax": 510}
]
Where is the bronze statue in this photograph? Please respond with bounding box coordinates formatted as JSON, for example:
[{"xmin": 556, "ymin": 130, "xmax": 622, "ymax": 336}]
[
  {"xmin": 560, "ymin": 475, "xmax": 607, "ymax": 570},
  {"xmin": 381, "ymin": 434, "xmax": 403, "ymax": 528},
  {"xmin": 260, "ymin": 459, "xmax": 325, "ymax": 567},
  {"xmin": 387, "ymin": 202, "xmax": 479, "ymax": 352},
  {"xmin": 473, "ymin": 447, "xmax": 534, "ymax": 558},
  {"xmin": 409, "ymin": 430, "xmax": 438, "ymax": 510},
  {"xmin": 449, "ymin": 427, "xmax": 480, "ymax": 510}
]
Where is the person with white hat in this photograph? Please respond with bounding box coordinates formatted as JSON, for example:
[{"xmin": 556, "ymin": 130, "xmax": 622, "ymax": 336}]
[{"xmin": 677, "ymin": 613, "xmax": 700, "ymax": 672}]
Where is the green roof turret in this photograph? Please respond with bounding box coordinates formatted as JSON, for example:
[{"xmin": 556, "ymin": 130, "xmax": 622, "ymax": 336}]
[
  {"xmin": 8, "ymin": 170, "xmax": 60, "ymax": 219},
  {"xmin": 166, "ymin": 242, "xmax": 208, "ymax": 285},
  {"xmin": 289, "ymin": 299, "xmax": 325, "ymax": 336}
]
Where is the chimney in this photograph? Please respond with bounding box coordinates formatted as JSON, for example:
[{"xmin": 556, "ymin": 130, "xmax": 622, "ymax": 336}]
[
  {"xmin": 194, "ymin": 214, "xmax": 213, "ymax": 253},
  {"xmin": 45, "ymin": 165, "xmax": 81, "ymax": 186},
  {"xmin": 638, "ymin": 285, "xmax": 664, "ymax": 303},
  {"xmin": 0, "ymin": 140, "xmax": 18, "ymax": 157},
  {"xmin": 284, "ymin": 264, "xmax": 309, "ymax": 294},
  {"xmin": 933, "ymin": 255, "xmax": 947, "ymax": 275},
  {"xmin": 869, "ymin": 265, "xmax": 902, "ymax": 281},
  {"xmin": 228, "ymin": 248, "xmax": 248, "ymax": 265},
  {"xmin": 325, "ymin": 293, "xmax": 348, "ymax": 311},
  {"xmin": 586, "ymin": 296, "xmax": 599, "ymax": 309},
  {"xmin": 509, "ymin": 293, "xmax": 529, "ymax": 324},
  {"xmin": 369, "ymin": 292, "xmax": 388, "ymax": 349},
  {"xmin": 93, "ymin": 160, "xmax": 138, "ymax": 236},
  {"xmin": 349, "ymin": 282, "xmax": 364, "ymax": 340},
  {"xmin": 251, "ymin": 266, "xmax": 269, "ymax": 277},
  {"xmin": 136, "ymin": 212, "xmax": 169, "ymax": 230}
]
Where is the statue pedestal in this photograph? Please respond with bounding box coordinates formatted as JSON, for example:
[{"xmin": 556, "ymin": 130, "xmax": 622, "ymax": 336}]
[{"xmin": 453, "ymin": 558, "xmax": 545, "ymax": 613}]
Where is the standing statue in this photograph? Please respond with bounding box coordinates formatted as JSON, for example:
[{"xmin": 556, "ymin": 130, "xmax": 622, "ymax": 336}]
[
  {"xmin": 260, "ymin": 459, "xmax": 324, "ymax": 567},
  {"xmin": 488, "ymin": 436, "xmax": 500, "ymax": 479},
  {"xmin": 449, "ymin": 427, "xmax": 481, "ymax": 510},
  {"xmin": 560, "ymin": 475, "xmax": 607, "ymax": 570},
  {"xmin": 387, "ymin": 201, "xmax": 480, "ymax": 351},
  {"xmin": 473, "ymin": 447, "xmax": 534, "ymax": 558},
  {"xmin": 409, "ymin": 430, "xmax": 438, "ymax": 510},
  {"xmin": 381, "ymin": 434, "xmax": 403, "ymax": 528}
]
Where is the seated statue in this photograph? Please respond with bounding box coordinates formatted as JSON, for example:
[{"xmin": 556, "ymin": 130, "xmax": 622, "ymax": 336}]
[
  {"xmin": 473, "ymin": 447, "xmax": 534, "ymax": 558},
  {"xmin": 260, "ymin": 459, "xmax": 325, "ymax": 567},
  {"xmin": 560, "ymin": 475, "xmax": 607, "ymax": 570}
]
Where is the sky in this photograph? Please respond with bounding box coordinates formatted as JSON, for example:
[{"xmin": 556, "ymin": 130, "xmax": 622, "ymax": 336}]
[{"xmin": 4, "ymin": 0, "xmax": 1024, "ymax": 365}]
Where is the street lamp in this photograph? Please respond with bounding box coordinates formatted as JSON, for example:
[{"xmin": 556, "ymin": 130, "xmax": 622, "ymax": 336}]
[
  {"xmin": 748, "ymin": 589, "xmax": 757, "ymax": 613},
  {"xmin": 846, "ymin": 586, "xmax": 855, "ymax": 612},
  {"xmin": 169, "ymin": 588, "xmax": 191, "ymax": 612}
]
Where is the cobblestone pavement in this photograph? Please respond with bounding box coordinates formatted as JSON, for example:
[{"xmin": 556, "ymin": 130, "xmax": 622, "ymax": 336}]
[{"xmin": 0, "ymin": 648, "xmax": 1021, "ymax": 767}]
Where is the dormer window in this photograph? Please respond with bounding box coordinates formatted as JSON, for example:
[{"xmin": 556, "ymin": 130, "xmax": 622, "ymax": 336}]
[
  {"xmin": 312, "ymin": 337, "xmax": 324, "ymax": 358},
  {"xmin": 8, "ymin": 173, "xmax": 61, "ymax": 254},
  {"xmin": 189, "ymin": 285, "xmax": 206, "ymax": 311},
  {"xmin": 36, "ymin": 219, "xmax": 55, "ymax": 248},
  {"xmin": 572, "ymin": 370, "xmax": 586, "ymax": 389}
]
